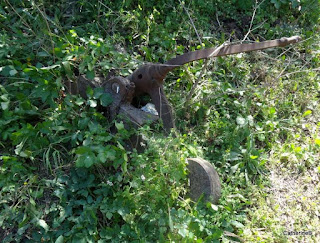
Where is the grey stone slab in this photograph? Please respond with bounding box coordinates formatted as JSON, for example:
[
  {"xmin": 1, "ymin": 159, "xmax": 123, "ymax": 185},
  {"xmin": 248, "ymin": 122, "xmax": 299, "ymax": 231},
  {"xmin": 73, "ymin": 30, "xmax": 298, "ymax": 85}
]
[{"xmin": 187, "ymin": 158, "xmax": 221, "ymax": 204}]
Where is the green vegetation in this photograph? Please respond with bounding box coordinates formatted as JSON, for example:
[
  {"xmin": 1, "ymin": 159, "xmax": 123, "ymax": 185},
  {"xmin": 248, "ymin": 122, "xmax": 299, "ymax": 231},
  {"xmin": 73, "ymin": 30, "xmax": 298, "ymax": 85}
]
[{"xmin": 0, "ymin": 0, "xmax": 319, "ymax": 242}]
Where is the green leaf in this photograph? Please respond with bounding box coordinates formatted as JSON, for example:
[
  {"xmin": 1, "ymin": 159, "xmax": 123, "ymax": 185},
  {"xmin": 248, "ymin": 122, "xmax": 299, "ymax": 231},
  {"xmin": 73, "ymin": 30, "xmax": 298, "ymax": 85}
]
[
  {"xmin": 100, "ymin": 227, "xmax": 113, "ymax": 240},
  {"xmin": 0, "ymin": 94, "xmax": 8, "ymax": 101},
  {"xmin": 314, "ymin": 138, "xmax": 320, "ymax": 146},
  {"xmin": 224, "ymin": 205, "xmax": 232, "ymax": 211},
  {"xmin": 62, "ymin": 61, "xmax": 73, "ymax": 78},
  {"xmin": 98, "ymin": 152, "xmax": 107, "ymax": 163},
  {"xmin": 123, "ymin": 152, "xmax": 128, "ymax": 162},
  {"xmin": 106, "ymin": 212, "xmax": 113, "ymax": 220},
  {"xmin": 178, "ymin": 227, "xmax": 188, "ymax": 237},
  {"xmin": 271, "ymin": 0, "xmax": 281, "ymax": 9},
  {"xmin": 93, "ymin": 87, "xmax": 104, "ymax": 99},
  {"xmin": 17, "ymin": 225, "xmax": 29, "ymax": 236},
  {"xmin": 0, "ymin": 65, "xmax": 15, "ymax": 76},
  {"xmin": 75, "ymin": 146, "xmax": 91, "ymax": 155},
  {"xmin": 302, "ymin": 110, "xmax": 312, "ymax": 117},
  {"xmin": 75, "ymin": 97, "xmax": 84, "ymax": 106},
  {"xmin": 122, "ymin": 160, "xmax": 127, "ymax": 173},
  {"xmin": 69, "ymin": 29, "xmax": 77, "ymax": 37},
  {"xmin": 230, "ymin": 163, "xmax": 240, "ymax": 174},
  {"xmin": 55, "ymin": 236, "xmax": 64, "ymax": 243},
  {"xmin": 9, "ymin": 69, "xmax": 18, "ymax": 76},
  {"xmin": 258, "ymin": 133, "xmax": 265, "ymax": 142},
  {"xmin": 206, "ymin": 229, "xmax": 223, "ymax": 240},
  {"xmin": 250, "ymin": 155, "xmax": 258, "ymax": 160},
  {"xmin": 84, "ymin": 155, "xmax": 94, "ymax": 168},
  {"xmin": 230, "ymin": 220, "xmax": 244, "ymax": 228},
  {"xmin": 106, "ymin": 150, "xmax": 116, "ymax": 160},
  {"xmin": 75, "ymin": 156, "xmax": 85, "ymax": 167},
  {"xmin": 86, "ymin": 70, "xmax": 95, "ymax": 80},
  {"xmin": 1, "ymin": 101, "xmax": 9, "ymax": 110},
  {"xmin": 37, "ymin": 51, "xmax": 50, "ymax": 57},
  {"xmin": 88, "ymin": 62, "xmax": 94, "ymax": 71},
  {"xmin": 86, "ymin": 86, "xmax": 94, "ymax": 98},
  {"xmin": 236, "ymin": 116, "xmax": 246, "ymax": 126},
  {"xmin": 187, "ymin": 145, "xmax": 198, "ymax": 156},
  {"xmin": 100, "ymin": 93, "xmax": 113, "ymax": 107},
  {"xmin": 269, "ymin": 107, "xmax": 276, "ymax": 115},
  {"xmin": 168, "ymin": 208, "xmax": 173, "ymax": 231},
  {"xmin": 41, "ymin": 64, "xmax": 60, "ymax": 70},
  {"xmin": 23, "ymin": 67, "xmax": 35, "ymax": 72},
  {"xmin": 115, "ymin": 121, "xmax": 124, "ymax": 131},
  {"xmin": 52, "ymin": 126, "xmax": 67, "ymax": 131},
  {"xmin": 210, "ymin": 204, "xmax": 218, "ymax": 211},
  {"xmin": 88, "ymin": 99, "xmax": 97, "ymax": 107},
  {"xmin": 38, "ymin": 219, "xmax": 49, "ymax": 231},
  {"xmin": 88, "ymin": 121, "xmax": 99, "ymax": 133}
]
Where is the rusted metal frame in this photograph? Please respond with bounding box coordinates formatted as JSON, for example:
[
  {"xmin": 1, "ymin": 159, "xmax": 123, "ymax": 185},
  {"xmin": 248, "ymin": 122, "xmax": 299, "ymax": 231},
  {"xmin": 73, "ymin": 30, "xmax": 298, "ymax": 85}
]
[{"xmin": 127, "ymin": 36, "xmax": 302, "ymax": 133}]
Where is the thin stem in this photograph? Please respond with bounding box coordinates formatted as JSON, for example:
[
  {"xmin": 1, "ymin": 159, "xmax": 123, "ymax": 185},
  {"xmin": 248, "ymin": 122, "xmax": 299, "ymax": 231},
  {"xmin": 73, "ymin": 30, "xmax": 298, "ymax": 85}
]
[
  {"xmin": 242, "ymin": 0, "xmax": 266, "ymax": 42},
  {"xmin": 179, "ymin": 0, "xmax": 202, "ymax": 46}
]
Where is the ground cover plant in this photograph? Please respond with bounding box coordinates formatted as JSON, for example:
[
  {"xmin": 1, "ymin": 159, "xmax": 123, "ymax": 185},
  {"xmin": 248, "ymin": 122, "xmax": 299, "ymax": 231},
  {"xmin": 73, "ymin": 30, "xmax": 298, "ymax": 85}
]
[{"xmin": 0, "ymin": 0, "xmax": 319, "ymax": 242}]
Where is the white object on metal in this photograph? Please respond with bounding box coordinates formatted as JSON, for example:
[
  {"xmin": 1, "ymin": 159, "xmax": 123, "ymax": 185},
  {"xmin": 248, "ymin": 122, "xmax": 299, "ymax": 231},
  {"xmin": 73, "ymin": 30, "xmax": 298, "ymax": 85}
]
[{"xmin": 141, "ymin": 103, "xmax": 159, "ymax": 116}]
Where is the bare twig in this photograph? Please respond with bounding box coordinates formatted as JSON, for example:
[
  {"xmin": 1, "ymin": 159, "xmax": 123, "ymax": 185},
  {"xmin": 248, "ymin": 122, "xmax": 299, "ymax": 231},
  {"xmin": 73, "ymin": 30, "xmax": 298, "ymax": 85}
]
[
  {"xmin": 224, "ymin": 231, "xmax": 244, "ymax": 242},
  {"xmin": 179, "ymin": 0, "xmax": 202, "ymax": 45},
  {"xmin": 250, "ymin": 19, "xmax": 267, "ymax": 33},
  {"xmin": 242, "ymin": 0, "xmax": 266, "ymax": 41},
  {"xmin": 281, "ymin": 68, "xmax": 320, "ymax": 77},
  {"xmin": 216, "ymin": 12, "xmax": 222, "ymax": 30}
]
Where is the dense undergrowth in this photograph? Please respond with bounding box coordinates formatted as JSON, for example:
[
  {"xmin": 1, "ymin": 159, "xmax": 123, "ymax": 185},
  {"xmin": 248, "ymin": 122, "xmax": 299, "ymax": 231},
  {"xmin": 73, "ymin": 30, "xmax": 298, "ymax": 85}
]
[{"xmin": 0, "ymin": 0, "xmax": 319, "ymax": 242}]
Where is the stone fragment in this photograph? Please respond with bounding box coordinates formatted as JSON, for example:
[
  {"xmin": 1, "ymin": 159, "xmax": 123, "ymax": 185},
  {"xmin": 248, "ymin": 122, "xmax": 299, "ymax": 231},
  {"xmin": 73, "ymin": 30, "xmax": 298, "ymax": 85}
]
[{"xmin": 187, "ymin": 158, "xmax": 221, "ymax": 204}]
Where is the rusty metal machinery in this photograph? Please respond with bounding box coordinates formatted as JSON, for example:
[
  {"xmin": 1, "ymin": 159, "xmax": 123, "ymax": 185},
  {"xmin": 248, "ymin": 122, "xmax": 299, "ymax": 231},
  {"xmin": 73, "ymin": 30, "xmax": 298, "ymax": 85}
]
[
  {"xmin": 72, "ymin": 36, "xmax": 301, "ymax": 203},
  {"xmin": 73, "ymin": 36, "xmax": 301, "ymax": 132}
]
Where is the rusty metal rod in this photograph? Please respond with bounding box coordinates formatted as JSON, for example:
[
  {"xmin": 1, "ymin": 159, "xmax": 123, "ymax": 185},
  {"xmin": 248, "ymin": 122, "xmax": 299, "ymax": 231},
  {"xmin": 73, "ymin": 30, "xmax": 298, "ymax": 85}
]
[{"xmin": 166, "ymin": 36, "xmax": 302, "ymax": 66}]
